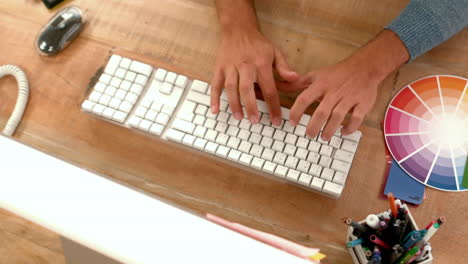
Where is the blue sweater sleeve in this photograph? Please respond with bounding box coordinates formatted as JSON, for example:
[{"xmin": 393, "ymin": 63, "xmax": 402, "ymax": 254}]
[{"xmin": 385, "ymin": 0, "xmax": 468, "ymax": 61}]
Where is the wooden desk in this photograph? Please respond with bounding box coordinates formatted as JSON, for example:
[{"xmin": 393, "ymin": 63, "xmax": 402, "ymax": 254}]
[{"xmin": 0, "ymin": 1, "xmax": 467, "ymax": 263}]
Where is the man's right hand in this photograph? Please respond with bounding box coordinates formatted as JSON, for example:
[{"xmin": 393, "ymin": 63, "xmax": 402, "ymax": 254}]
[{"xmin": 212, "ymin": 0, "xmax": 298, "ymax": 126}]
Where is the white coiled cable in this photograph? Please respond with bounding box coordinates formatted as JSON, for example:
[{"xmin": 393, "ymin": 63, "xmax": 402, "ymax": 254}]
[{"xmin": 0, "ymin": 65, "xmax": 29, "ymax": 136}]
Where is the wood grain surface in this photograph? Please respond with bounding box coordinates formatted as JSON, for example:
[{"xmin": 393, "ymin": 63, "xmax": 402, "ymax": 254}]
[{"xmin": 0, "ymin": 1, "xmax": 467, "ymax": 263}]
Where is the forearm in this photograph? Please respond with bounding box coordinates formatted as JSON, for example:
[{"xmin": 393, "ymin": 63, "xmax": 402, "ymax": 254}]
[
  {"xmin": 215, "ymin": 0, "xmax": 260, "ymax": 35},
  {"xmin": 386, "ymin": 0, "xmax": 468, "ymax": 61}
]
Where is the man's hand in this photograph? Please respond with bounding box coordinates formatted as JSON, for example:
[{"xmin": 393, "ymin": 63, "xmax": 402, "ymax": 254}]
[
  {"xmin": 212, "ymin": 0, "xmax": 298, "ymax": 125},
  {"xmin": 278, "ymin": 30, "xmax": 410, "ymax": 141}
]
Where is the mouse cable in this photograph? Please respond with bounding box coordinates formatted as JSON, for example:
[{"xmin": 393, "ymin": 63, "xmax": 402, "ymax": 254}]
[{"xmin": 0, "ymin": 65, "xmax": 30, "ymax": 136}]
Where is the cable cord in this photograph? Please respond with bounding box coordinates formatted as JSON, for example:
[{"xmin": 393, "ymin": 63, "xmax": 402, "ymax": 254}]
[{"xmin": 0, "ymin": 65, "xmax": 30, "ymax": 136}]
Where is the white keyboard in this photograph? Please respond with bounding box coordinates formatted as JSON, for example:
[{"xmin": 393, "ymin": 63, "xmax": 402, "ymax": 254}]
[{"xmin": 81, "ymin": 55, "xmax": 362, "ymax": 198}]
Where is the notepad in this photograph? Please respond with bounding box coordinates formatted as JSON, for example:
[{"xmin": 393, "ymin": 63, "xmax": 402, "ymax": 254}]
[{"xmin": 384, "ymin": 158, "xmax": 425, "ymax": 205}]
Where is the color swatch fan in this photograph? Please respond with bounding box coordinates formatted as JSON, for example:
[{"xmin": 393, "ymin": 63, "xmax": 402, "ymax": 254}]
[{"xmin": 384, "ymin": 75, "xmax": 468, "ymax": 191}]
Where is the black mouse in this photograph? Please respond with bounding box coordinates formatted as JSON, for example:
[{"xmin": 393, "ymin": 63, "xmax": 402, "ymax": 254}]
[{"xmin": 36, "ymin": 6, "xmax": 85, "ymax": 56}]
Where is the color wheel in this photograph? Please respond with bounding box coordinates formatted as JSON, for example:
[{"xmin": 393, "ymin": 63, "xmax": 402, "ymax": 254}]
[{"xmin": 384, "ymin": 75, "xmax": 468, "ymax": 191}]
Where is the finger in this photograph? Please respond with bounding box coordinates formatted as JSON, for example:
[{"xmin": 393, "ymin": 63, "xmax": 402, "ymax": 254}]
[
  {"xmin": 342, "ymin": 103, "xmax": 367, "ymax": 135},
  {"xmin": 289, "ymin": 83, "xmax": 322, "ymax": 126},
  {"xmin": 224, "ymin": 66, "xmax": 243, "ymax": 120},
  {"xmin": 238, "ymin": 64, "xmax": 259, "ymax": 124},
  {"xmin": 257, "ymin": 66, "xmax": 282, "ymax": 126},
  {"xmin": 306, "ymin": 95, "xmax": 340, "ymax": 139},
  {"xmin": 276, "ymin": 72, "xmax": 315, "ymax": 93},
  {"xmin": 210, "ymin": 68, "xmax": 225, "ymax": 114},
  {"xmin": 274, "ymin": 49, "xmax": 298, "ymax": 82},
  {"xmin": 322, "ymin": 100, "xmax": 354, "ymax": 141}
]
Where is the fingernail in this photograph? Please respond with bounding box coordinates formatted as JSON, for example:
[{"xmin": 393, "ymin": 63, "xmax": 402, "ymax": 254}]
[
  {"xmin": 234, "ymin": 112, "xmax": 243, "ymax": 120},
  {"xmin": 249, "ymin": 115, "xmax": 259, "ymax": 124},
  {"xmin": 290, "ymin": 120, "xmax": 298, "ymax": 126},
  {"xmin": 273, "ymin": 117, "xmax": 281, "ymax": 126},
  {"xmin": 211, "ymin": 105, "xmax": 219, "ymax": 114}
]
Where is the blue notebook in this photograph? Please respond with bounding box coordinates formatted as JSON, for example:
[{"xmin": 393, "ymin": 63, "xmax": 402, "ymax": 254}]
[{"xmin": 384, "ymin": 158, "xmax": 426, "ymax": 205}]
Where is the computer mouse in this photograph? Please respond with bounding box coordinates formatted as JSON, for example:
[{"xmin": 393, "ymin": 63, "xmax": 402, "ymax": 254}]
[{"xmin": 36, "ymin": 6, "xmax": 85, "ymax": 56}]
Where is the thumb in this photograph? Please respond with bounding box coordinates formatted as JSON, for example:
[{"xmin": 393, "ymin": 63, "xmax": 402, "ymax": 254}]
[
  {"xmin": 274, "ymin": 49, "xmax": 299, "ymax": 82},
  {"xmin": 276, "ymin": 72, "xmax": 315, "ymax": 93}
]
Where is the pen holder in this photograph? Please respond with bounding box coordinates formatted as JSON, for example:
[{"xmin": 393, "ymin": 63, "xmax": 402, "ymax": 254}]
[{"xmin": 346, "ymin": 204, "xmax": 433, "ymax": 264}]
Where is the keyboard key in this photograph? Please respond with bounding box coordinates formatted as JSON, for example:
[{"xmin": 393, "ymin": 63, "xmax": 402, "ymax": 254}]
[
  {"xmin": 89, "ymin": 91, "xmax": 102, "ymax": 103},
  {"xmin": 298, "ymin": 173, "xmax": 313, "ymax": 186},
  {"xmin": 323, "ymin": 181, "xmax": 343, "ymax": 197},
  {"xmin": 248, "ymin": 133, "xmax": 262, "ymax": 145},
  {"xmin": 310, "ymin": 177, "xmax": 324, "ymax": 191},
  {"xmin": 154, "ymin": 68, "xmax": 167, "ymax": 81},
  {"xmin": 333, "ymin": 171, "xmax": 347, "ymax": 185},
  {"xmin": 104, "ymin": 55, "xmax": 121, "ymax": 75},
  {"xmin": 297, "ymin": 160, "xmax": 311, "ymax": 173},
  {"xmin": 187, "ymin": 90, "xmax": 210, "ymax": 106},
  {"xmin": 239, "ymin": 153, "xmax": 253, "ymax": 166},
  {"xmin": 112, "ymin": 111, "xmax": 127, "ymax": 123},
  {"xmin": 195, "ymin": 105, "xmax": 208, "ymax": 115},
  {"xmin": 274, "ymin": 165, "xmax": 288, "ymax": 178},
  {"xmin": 130, "ymin": 60, "xmax": 152, "ymax": 76},
  {"xmin": 99, "ymin": 75, "xmax": 112, "ymax": 85},
  {"xmin": 309, "ymin": 164, "xmax": 322, "ymax": 177},
  {"xmin": 175, "ymin": 75, "xmax": 188, "ymax": 88},
  {"xmin": 342, "ymin": 140, "xmax": 358, "ymax": 153},
  {"xmin": 329, "ymin": 136, "xmax": 343, "ymax": 149},
  {"xmin": 215, "ymin": 133, "xmax": 229, "ymax": 145},
  {"xmin": 334, "ymin": 149, "xmax": 354, "ymax": 163},
  {"xmin": 295, "ymin": 148, "xmax": 308, "ymax": 160},
  {"xmin": 173, "ymin": 118, "xmax": 195, "ymax": 134},
  {"xmin": 94, "ymin": 82, "xmax": 107, "ymax": 92},
  {"xmin": 191, "ymin": 80, "xmax": 209, "ymax": 93},
  {"xmin": 307, "ymin": 152, "xmax": 320, "ymax": 164},
  {"xmin": 194, "ymin": 138, "xmax": 207, "ymax": 150},
  {"xmin": 119, "ymin": 58, "xmax": 132, "ymax": 69},
  {"xmin": 216, "ymin": 145, "xmax": 230, "ymax": 158},
  {"xmin": 205, "ymin": 129, "xmax": 218, "ymax": 142},
  {"xmin": 331, "ymin": 159, "xmax": 351, "ymax": 174},
  {"xmin": 166, "ymin": 129, "xmax": 185, "ymax": 142},
  {"xmin": 284, "ymin": 144, "xmax": 297, "ymax": 156},
  {"xmin": 320, "ymin": 145, "xmax": 333, "ymax": 157},
  {"xmin": 205, "ymin": 142, "xmax": 219, "ymax": 154},
  {"xmin": 156, "ymin": 113, "xmax": 169, "ymax": 125},
  {"xmin": 342, "ymin": 131, "xmax": 362, "ymax": 142},
  {"xmin": 260, "ymin": 137, "xmax": 273, "ymax": 148},
  {"xmin": 128, "ymin": 116, "xmax": 142, "ymax": 128},
  {"xmin": 261, "ymin": 126, "xmax": 274, "ymax": 138},
  {"xmin": 238, "ymin": 141, "xmax": 252, "ymax": 153},
  {"xmin": 251, "ymin": 157, "xmax": 265, "ymax": 170},
  {"xmin": 285, "ymin": 156, "xmax": 299, "ymax": 169},
  {"xmin": 160, "ymin": 82, "xmax": 174, "ymax": 95},
  {"xmin": 294, "ymin": 125, "xmax": 307, "ymax": 137},
  {"xmin": 149, "ymin": 123, "xmax": 164, "ymax": 135},
  {"xmin": 228, "ymin": 149, "xmax": 242, "ymax": 161},
  {"xmin": 308, "ymin": 141, "xmax": 321, "ymax": 153},
  {"xmin": 227, "ymin": 137, "xmax": 241, "ymax": 149},
  {"xmin": 182, "ymin": 134, "xmax": 196, "ymax": 146},
  {"xmin": 286, "ymin": 169, "xmax": 300, "ymax": 182},
  {"xmin": 272, "ymin": 140, "xmax": 285, "ymax": 152},
  {"xmin": 273, "ymin": 152, "xmax": 287, "ymax": 165},
  {"xmin": 319, "ymin": 156, "xmax": 332, "ymax": 168},
  {"xmin": 250, "ymin": 144, "xmax": 263, "ymax": 157},
  {"xmin": 285, "ymin": 133, "xmax": 297, "ymax": 145},
  {"xmin": 139, "ymin": 119, "xmax": 152, "ymax": 131},
  {"xmin": 261, "ymin": 148, "xmax": 275, "ymax": 161},
  {"xmin": 321, "ymin": 168, "xmax": 335, "ymax": 181},
  {"xmin": 262, "ymin": 161, "xmax": 276, "ymax": 173},
  {"xmin": 165, "ymin": 72, "xmax": 178, "ymax": 84},
  {"xmin": 102, "ymin": 107, "xmax": 115, "ymax": 119},
  {"xmin": 81, "ymin": 100, "xmax": 95, "ymax": 112}
]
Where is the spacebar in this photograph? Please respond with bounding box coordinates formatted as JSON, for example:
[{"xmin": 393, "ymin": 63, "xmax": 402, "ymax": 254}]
[{"xmin": 187, "ymin": 91, "xmax": 210, "ymax": 106}]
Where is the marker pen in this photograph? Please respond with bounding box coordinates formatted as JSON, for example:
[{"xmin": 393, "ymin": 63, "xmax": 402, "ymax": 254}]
[
  {"xmin": 380, "ymin": 211, "xmax": 391, "ymax": 221},
  {"xmin": 366, "ymin": 214, "xmax": 381, "ymax": 229},
  {"xmin": 405, "ymin": 248, "xmax": 421, "ymax": 264},
  {"xmin": 346, "ymin": 238, "xmax": 364, "ymax": 248},
  {"xmin": 389, "ymin": 244, "xmax": 404, "ymax": 263},
  {"xmin": 402, "ymin": 230, "xmax": 426, "ymax": 250},
  {"xmin": 345, "ymin": 218, "xmax": 372, "ymax": 234},
  {"xmin": 379, "ymin": 221, "xmax": 387, "ymax": 229},
  {"xmin": 363, "ymin": 247, "xmax": 373, "ymax": 258},
  {"xmin": 424, "ymin": 220, "xmax": 436, "ymax": 230},
  {"xmin": 387, "ymin": 193, "xmax": 398, "ymax": 218},
  {"xmin": 437, "ymin": 216, "xmax": 446, "ymax": 226},
  {"xmin": 368, "ymin": 247, "xmax": 382, "ymax": 264},
  {"xmin": 415, "ymin": 244, "xmax": 432, "ymax": 261},
  {"xmin": 393, "ymin": 246, "xmax": 419, "ymax": 264},
  {"xmin": 370, "ymin": 235, "xmax": 391, "ymax": 249},
  {"xmin": 423, "ymin": 222, "xmax": 440, "ymax": 242}
]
